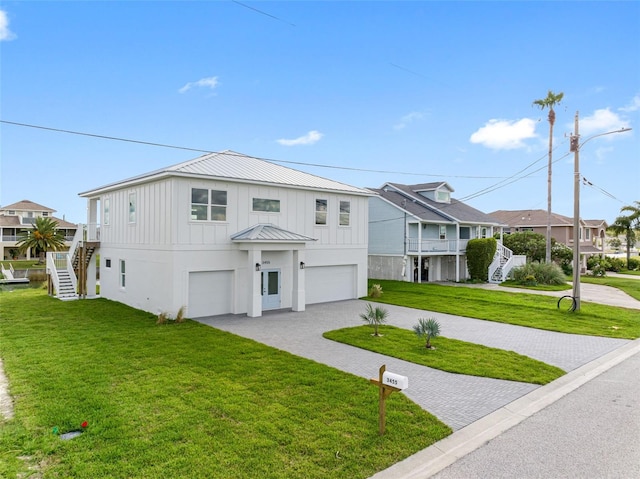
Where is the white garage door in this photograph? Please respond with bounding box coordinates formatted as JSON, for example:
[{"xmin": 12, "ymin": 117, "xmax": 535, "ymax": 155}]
[
  {"xmin": 188, "ymin": 271, "xmax": 232, "ymax": 318},
  {"xmin": 306, "ymin": 265, "xmax": 357, "ymax": 304}
]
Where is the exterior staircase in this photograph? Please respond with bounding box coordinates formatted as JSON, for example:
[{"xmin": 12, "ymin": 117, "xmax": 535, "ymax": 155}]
[
  {"xmin": 55, "ymin": 268, "xmax": 79, "ymax": 300},
  {"xmin": 488, "ymin": 242, "xmax": 527, "ymax": 283},
  {"xmin": 46, "ymin": 223, "xmax": 100, "ymax": 300}
]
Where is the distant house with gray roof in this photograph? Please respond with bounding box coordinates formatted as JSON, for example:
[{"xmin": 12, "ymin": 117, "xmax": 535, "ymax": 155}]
[
  {"xmin": 368, "ymin": 182, "xmax": 519, "ymax": 283},
  {"xmin": 61, "ymin": 150, "xmax": 372, "ymax": 317}
]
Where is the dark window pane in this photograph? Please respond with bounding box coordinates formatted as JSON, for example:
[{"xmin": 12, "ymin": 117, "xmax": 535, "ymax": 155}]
[{"xmin": 192, "ymin": 188, "xmax": 208, "ymax": 204}]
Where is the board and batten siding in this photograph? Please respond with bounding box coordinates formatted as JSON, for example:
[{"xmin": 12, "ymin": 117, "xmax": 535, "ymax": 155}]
[
  {"xmin": 173, "ymin": 178, "xmax": 368, "ymax": 248},
  {"xmin": 99, "ymin": 179, "xmax": 173, "ymax": 246}
]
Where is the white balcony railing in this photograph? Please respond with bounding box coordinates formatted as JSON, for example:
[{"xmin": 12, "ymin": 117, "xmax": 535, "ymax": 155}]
[{"xmin": 406, "ymin": 238, "xmax": 469, "ymax": 254}]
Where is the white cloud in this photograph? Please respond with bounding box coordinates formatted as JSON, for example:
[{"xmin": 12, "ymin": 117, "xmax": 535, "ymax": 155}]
[
  {"xmin": 619, "ymin": 94, "xmax": 640, "ymax": 112},
  {"xmin": 469, "ymin": 118, "xmax": 537, "ymax": 150},
  {"xmin": 178, "ymin": 76, "xmax": 219, "ymax": 94},
  {"xmin": 577, "ymin": 108, "xmax": 631, "ymax": 137},
  {"xmin": 0, "ymin": 10, "xmax": 16, "ymax": 41},
  {"xmin": 276, "ymin": 130, "xmax": 323, "ymax": 146},
  {"xmin": 393, "ymin": 111, "xmax": 424, "ymax": 130}
]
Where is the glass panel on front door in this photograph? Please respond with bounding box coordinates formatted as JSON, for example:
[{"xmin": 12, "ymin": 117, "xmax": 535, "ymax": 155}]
[{"xmin": 261, "ymin": 269, "xmax": 281, "ymax": 310}]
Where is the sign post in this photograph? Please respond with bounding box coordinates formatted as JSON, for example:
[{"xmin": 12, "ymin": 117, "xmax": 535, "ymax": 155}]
[{"xmin": 369, "ymin": 364, "xmax": 408, "ymax": 435}]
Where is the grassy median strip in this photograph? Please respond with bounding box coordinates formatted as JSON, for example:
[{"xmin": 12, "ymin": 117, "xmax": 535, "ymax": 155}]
[
  {"xmin": 0, "ymin": 289, "xmax": 451, "ymax": 479},
  {"xmin": 324, "ymin": 326, "xmax": 565, "ymax": 385},
  {"xmin": 367, "ymin": 280, "xmax": 640, "ymax": 339}
]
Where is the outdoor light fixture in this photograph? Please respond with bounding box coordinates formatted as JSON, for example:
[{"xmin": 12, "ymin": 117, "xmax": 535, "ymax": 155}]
[
  {"xmin": 255, "ymin": 263, "xmax": 261, "ymax": 272},
  {"xmin": 300, "ymin": 261, "xmax": 305, "ymax": 269}
]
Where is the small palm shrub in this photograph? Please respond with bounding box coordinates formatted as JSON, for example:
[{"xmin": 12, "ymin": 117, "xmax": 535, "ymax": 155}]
[
  {"xmin": 368, "ymin": 284, "xmax": 383, "ymax": 298},
  {"xmin": 413, "ymin": 318, "xmax": 441, "ymax": 349},
  {"xmin": 512, "ymin": 262, "xmax": 566, "ymax": 285},
  {"xmin": 359, "ymin": 303, "xmax": 389, "ymax": 337}
]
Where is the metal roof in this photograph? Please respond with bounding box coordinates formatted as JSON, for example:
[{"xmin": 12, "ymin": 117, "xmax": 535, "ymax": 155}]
[
  {"xmin": 231, "ymin": 224, "xmax": 317, "ymax": 242},
  {"xmin": 80, "ymin": 150, "xmax": 371, "ymax": 196}
]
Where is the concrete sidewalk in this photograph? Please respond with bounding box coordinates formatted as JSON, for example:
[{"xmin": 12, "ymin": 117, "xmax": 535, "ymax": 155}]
[{"xmin": 444, "ymin": 280, "xmax": 640, "ymax": 310}]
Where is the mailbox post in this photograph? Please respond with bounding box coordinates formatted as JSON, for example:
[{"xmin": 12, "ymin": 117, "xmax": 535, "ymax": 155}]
[{"xmin": 369, "ymin": 364, "xmax": 408, "ymax": 435}]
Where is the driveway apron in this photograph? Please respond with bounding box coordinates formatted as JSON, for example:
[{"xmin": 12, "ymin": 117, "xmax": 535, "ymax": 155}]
[{"xmin": 194, "ymin": 300, "xmax": 629, "ymax": 431}]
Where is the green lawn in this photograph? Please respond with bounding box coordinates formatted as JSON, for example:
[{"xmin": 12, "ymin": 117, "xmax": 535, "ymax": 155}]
[
  {"xmin": 499, "ymin": 280, "xmax": 571, "ymax": 292},
  {"xmin": 367, "ymin": 280, "xmax": 640, "ymax": 339},
  {"xmin": 324, "ymin": 326, "xmax": 565, "ymax": 385},
  {"xmin": 0, "ymin": 289, "xmax": 451, "ymax": 479}
]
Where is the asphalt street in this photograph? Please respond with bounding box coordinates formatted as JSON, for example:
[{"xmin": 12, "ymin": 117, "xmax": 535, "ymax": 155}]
[{"xmin": 431, "ymin": 350, "xmax": 640, "ymax": 479}]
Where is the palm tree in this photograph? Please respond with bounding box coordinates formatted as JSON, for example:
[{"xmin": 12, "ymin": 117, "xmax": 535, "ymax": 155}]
[
  {"xmin": 360, "ymin": 303, "xmax": 389, "ymax": 337},
  {"xmin": 608, "ymin": 215, "xmax": 636, "ymax": 267},
  {"xmin": 533, "ymin": 90, "xmax": 564, "ymax": 264},
  {"xmin": 621, "ymin": 201, "xmax": 640, "ymax": 227},
  {"xmin": 413, "ymin": 318, "xmax": 441, "ymax": 349},
  {"xmin": 610, "ymin": 201, "xmax": 640, "ymax": 266},
  {"xmin": 16, "ymin": 217, "xmax": 66, "ymax": 263}
]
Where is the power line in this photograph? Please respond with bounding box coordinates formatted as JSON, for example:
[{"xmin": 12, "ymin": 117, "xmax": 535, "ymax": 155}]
[
  {"xmin": 0, "ymin": 119, "xmax": 510, "ymax": 180},
  {"xmin": 1, "ymin": 119, "xmax": 570, "ymax": 207}
]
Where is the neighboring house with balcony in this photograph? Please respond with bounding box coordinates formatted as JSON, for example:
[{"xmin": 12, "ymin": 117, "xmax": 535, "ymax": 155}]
[
  {"xmin": 488, "ymin": 209, "xmax": 608, "ymax": 254},
  {"xmin": 54, "ymin": 150, "xmax": 372, "ymax": 318},
  {"xmin": 367, "ymin": 182, "xmax": 521, "ymax": 283},
  {"xmin": 0, "ymin": 199, "xmax": 77, "ymax": 260}
]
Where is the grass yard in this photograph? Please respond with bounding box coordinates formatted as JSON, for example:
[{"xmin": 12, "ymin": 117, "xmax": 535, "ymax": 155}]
[
  {"xmin": 0, "ymin": 289, "xmax": 451, "ymax": 479},
  {"xmin": 324, "ymin": 326, "xmax": 565, "ymax": 385},
  {"xmin": 499, "ymin": 280, "xmax": 571, "ymax": 292},
  {"xmin": 579, "ymin": 275, "xmax": 640, "ymax": 301},
  {"xmin": 367, "ymin": 280, "xmax": 640, "ymax": 339}
]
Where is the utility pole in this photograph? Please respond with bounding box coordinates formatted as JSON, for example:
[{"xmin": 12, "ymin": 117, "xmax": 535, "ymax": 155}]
[
  {"xmin": 570, "ymin": 112, "xmax": 581, "ymax": 311},
  {"xmin": 569, "ymin": 115, "xmax": 631, "ymax": 313}
]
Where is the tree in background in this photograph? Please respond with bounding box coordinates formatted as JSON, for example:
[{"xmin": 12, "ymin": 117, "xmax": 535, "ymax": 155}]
[
  {"xmin": 609, "ymin": 202, "xmax": 640, "ymax": 267},
  {"xmin": 16, "ymin": 217, "xmax": 66, "ymax": 264},
  {"xmin": 533, "ymin": 90, "xmax": 564, "ymax": 264}
]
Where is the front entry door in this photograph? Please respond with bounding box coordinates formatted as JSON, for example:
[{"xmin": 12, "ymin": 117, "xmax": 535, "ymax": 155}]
[{"xmin": 261, "ymin": 269, "xmax": 281, "ymax": 310}]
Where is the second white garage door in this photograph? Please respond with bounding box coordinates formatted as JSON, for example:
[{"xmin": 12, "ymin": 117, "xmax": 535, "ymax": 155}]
[
  {"xmin": 305, "ymin": 265, "xmax": 357, "ymax": 304},
  {"xmin": 188, "ymin": 270, "xmax": 233, "ymax": 318}
]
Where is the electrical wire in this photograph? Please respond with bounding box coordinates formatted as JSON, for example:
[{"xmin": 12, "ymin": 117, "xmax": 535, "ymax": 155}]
[{"xmin": 0, "ymin": 119, "xmax": 510, "ymax": 179}]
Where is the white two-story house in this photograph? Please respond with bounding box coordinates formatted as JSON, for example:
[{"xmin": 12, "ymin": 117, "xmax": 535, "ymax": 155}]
[
  {"xmin": 72, "ymin": 151, "xmax": 372, "ymax": 318},
  {"xmin": 368, "ymin": 182, "xmax": 512, "ymax": 283}
]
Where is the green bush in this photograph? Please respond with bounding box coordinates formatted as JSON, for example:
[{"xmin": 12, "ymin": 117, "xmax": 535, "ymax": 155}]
[
  {"xmin": 498, "ymin": 232, "xmax": 546, "ymax": 262},
  {"xmin": 627, "ymin": 257, "xmax": 640, "ymax": 271},
  {"xmin": 466, "ymin": 238, "xmax": 497, "ymax": 282},
  {"xmin": 607, "ymin": 257, "xmax": 625, "ymax": 272},
  {"xmin": 512, "ymin": 262, "xmax": 566, "ymax": 285},
  {"xmin": 551, "ymin": 242, "xmax": 573, "ymax": 274}
]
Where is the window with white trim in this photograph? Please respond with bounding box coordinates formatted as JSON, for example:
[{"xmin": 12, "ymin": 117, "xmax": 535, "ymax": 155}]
[
  {"xmin": 315, "ymin": 199, "xmax": 327, "ymax": 225},
  {"xmin": 104, "ymin": 198, "xmax": 110, "ymax": 225},
  {"xmin": 119, "ymin": 260, "xmax": 126, "ymax": 288},
  {"xmin": 128, "ymin": 193, "xmax": 137, "ymax": 223},
  {"xmin": 439, "ymin": 225, "xmax": 446, "ymax": 240},
  {"xmin": 191, "ymin": 188, "xmax": 227, "ymax": 221},
  {"xmin": 339, "ymin": 201, "xmax": 350, "ymax": 226},
  {"xmin": 252, "ymin": 198, "xmax": 280, "ymax": 212}
]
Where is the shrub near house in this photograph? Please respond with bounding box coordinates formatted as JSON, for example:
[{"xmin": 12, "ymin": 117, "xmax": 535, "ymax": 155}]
[{"xmin": 466, "ymin": 238, "xmax": 497, "ymax": 282}]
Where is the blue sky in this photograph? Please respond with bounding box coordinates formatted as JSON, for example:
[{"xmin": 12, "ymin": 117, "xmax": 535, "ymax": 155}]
[{"xmin": 1, "ymin": 1, "xmax": 638, "ymax": 225}]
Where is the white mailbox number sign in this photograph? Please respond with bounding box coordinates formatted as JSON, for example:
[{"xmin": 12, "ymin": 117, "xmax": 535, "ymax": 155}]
[{"xmin": 382, "ymin": 371, "xmax": 408, "ymax": 390}]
